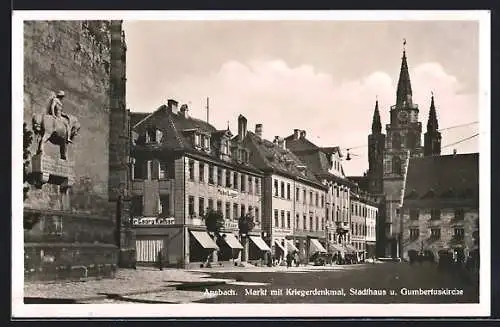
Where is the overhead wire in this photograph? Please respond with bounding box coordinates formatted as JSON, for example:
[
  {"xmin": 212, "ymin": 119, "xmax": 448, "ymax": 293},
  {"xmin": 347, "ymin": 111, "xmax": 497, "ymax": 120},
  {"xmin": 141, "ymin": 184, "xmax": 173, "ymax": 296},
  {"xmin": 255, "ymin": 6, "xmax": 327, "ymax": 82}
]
[
  {"xmin": 342, "ymin": 121, "xmax": 478, "ymax": 152},
  {"xmin": 345, "ymin": 132, "xmax": 480, "ymax": 160}
]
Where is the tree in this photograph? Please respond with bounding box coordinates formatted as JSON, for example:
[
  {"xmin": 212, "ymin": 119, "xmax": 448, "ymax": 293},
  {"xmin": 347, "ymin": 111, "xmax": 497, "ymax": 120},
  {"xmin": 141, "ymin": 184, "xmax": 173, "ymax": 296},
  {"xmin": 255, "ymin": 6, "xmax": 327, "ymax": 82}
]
[
  {"xmin": 23, "ymin": 123, "xmax": 33, "ymax": 201},
  {"xmin": 204, "ymin": 208, "xmax": 224, "ymax": 234},
  {"xmin": 238, "ymin": 213, "xmax": 255, "ymax": 236},
  {"xmin": 203, "ymin": 209, "xmax": 224, "ymax": 265},
  {"xmin": 238, "ymin": 213, "xmax": 255, "ymax": 262}
]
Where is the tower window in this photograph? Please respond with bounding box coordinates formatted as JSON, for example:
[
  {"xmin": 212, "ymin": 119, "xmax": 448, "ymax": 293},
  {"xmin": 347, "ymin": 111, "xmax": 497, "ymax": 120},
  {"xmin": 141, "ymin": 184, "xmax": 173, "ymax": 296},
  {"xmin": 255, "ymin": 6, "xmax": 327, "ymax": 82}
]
[
  {"xmin": 393, "ymin": 133, "xmax": 401, "ymax": 150},
  {"xmin": 392, "ymin": 156, "xmax": 402, "ymax": 175}
]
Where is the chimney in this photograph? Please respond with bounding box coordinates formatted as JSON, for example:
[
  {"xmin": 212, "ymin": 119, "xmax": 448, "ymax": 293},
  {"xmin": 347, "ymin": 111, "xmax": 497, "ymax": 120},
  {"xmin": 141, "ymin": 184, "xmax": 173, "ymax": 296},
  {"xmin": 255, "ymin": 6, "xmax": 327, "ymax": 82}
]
[
  {"xmin": 300, "ymin": 130, "xmax": 306, "ymax": 139},
  {"xmin": 179, "ymin": 104, "xmax": 189, "ymax": 118},
  {"xmin": 453, "ymin": 149, "xmax": 457, "ymax": 157},
  {"xmin": 273, "ymin": 136, "xmax": 279, "ymax": 144},
  {"xmin": 277, "ymin": 137, "xmax": 286, "ymax": 150},
  {"xmin": 167, "ymin": 99, "xmax": 179, "ymax": 114},
  {"xmin": 293, "ymin": 129, "xmax": 300, "ymax": 140},
  {"xmin": 255, "ymin": 124, "xmax": 263, "ymax": 138},
  {"xmin": 238, "ymin": 114, "xmax": 247, "ymax": 141}
]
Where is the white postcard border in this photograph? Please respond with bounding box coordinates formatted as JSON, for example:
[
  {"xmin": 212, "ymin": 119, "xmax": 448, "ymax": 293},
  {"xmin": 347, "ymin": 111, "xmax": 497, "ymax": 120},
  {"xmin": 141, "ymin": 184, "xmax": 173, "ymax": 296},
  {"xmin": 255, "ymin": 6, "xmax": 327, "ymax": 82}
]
[{"xmin": 12, "ymin": 10, "xmax": 491, "ymax": 318}]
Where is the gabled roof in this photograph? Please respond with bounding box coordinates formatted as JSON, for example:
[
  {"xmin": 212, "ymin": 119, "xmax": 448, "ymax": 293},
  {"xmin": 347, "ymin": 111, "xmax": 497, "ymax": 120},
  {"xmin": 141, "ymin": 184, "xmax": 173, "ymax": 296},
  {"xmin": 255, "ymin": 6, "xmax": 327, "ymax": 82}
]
[
  {"xmin": 285, "ymin": 134, "xmax": 354, "ymax": 187},
  {"xmin": 403, "ymin": 153, "xmax": 479, "ymax": 209},
  {"xmin": 244, "ymin": 132, "xmax": 325, "ymax": 189},
  {"xmin": 130, "ymin": 112, "xmax": 150, "ymax": 127},
  {"xmin": 131, "ymin": 105, "xmax": 262, "ymax": 175}
]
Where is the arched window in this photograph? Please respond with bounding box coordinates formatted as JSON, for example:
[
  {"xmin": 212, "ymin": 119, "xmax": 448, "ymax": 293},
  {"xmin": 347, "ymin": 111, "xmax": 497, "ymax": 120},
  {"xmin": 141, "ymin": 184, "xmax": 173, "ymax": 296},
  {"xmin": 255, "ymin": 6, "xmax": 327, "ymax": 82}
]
[
  {"xmin": 392, "ymin": 156, "xmax": 402, "ymax": 175},
  {"xmin": 392, "ymin": 133, "xmax": 401, "ymax": 150}
]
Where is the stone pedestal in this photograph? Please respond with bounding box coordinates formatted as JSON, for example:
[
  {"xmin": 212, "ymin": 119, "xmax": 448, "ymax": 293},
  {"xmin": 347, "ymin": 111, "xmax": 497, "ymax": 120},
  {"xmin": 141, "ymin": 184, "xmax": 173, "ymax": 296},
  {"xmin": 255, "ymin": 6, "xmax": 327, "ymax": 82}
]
[{"xmin": 30, "ymin": 153, "xmax": 75, "ymax": 190}]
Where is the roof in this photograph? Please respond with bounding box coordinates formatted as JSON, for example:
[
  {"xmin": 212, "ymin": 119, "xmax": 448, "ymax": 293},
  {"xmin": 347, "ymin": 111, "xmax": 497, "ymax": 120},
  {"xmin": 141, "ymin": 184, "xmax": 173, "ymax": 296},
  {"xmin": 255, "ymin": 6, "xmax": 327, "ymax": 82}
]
[
  {"xmin": 131, "ymin": 105, "xmax": 263, "ymax": 175},
  {"xmin": 348, "ymin": 176, "xmax": 369, "ymax": 192},
  {"xmin": 130, "ymin": 112, "xmax": 150, "ymax": 127},
  {"xmin": 284, "ymin": 134, "xmax": 354, "ymax": 187},
  {"xmin": 403, "ymin": 153, "xmax": 479, "ymax": 209},
  {"xmin": 243, "ymin": 132, "xmax": 326, "ymax": 189}
]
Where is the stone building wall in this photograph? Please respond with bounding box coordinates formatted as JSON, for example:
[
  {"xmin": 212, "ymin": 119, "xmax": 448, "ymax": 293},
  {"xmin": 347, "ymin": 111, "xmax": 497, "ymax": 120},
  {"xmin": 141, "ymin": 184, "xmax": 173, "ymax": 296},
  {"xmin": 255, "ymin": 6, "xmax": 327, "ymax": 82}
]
[
  {"xmin": 23, "ymin": 20, "xmax": 125, "ymax": 280},
  {"xmin": 401, "ymin": 208, "xmax": 479, "ymax": 259},
  {"xmin": 24, "ymin": 21, "xmax": 115, "ymax": 216}
]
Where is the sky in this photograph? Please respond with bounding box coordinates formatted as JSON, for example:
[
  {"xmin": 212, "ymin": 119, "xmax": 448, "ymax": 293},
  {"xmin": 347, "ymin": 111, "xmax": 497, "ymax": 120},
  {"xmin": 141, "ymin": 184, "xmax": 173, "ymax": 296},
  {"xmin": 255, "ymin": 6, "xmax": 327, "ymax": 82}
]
[{"xmin": 122, "ymin": 20, "xmax": 480, "ymax": 176}]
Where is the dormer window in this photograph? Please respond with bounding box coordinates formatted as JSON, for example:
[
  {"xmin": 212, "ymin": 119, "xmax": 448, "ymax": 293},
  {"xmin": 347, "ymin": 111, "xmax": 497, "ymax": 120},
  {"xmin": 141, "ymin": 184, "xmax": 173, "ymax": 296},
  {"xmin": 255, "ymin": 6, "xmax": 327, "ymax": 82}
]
[
  {"xmin": 221, "ymin": 140, "xmax": 229, "ymax": 155},
  {"xmin": 202, "ymin": 135, "xmax": 211, "ymax": 151},
  {"xmin": 145, "ymin": 127, "xmax": 162, "ymax": 144},
  {"xmin": 194, "ymin": 134, "xmax": 201, "ymax": 147}
]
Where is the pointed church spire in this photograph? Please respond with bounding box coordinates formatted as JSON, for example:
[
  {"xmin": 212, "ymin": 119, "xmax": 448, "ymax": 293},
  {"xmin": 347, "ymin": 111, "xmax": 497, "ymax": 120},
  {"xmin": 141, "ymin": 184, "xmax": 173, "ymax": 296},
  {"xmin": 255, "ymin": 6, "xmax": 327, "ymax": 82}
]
[
  {"xmin": 396, "ymin": 39, "xmax": 413, "ymax": 107},
  {"xmin": 371, "ymin": 97, "xmax": 382, "ymax": 134},
  {"xmin": 427, "ymin": 91, "xmax": 439, "ymax": 132},
  {"xmin": 424, "ymin": 91, "xmax": 442, "ymax": 156}
]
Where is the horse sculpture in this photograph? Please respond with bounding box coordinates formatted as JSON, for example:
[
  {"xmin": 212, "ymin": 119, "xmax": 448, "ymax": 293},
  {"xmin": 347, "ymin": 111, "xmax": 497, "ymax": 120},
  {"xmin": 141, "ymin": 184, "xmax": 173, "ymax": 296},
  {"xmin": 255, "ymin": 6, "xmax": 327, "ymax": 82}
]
[{"xmin": 32, "ymin": 113, "xmax": 81, "ymax": 160}]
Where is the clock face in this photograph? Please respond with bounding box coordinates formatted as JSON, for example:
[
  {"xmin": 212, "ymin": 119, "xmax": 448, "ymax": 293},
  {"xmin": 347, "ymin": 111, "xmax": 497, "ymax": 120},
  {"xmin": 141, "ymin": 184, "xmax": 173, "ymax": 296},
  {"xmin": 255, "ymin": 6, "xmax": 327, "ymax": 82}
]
[{"xmin": 398, "ymin": 111, "xmax": 409, "ymax": 122}]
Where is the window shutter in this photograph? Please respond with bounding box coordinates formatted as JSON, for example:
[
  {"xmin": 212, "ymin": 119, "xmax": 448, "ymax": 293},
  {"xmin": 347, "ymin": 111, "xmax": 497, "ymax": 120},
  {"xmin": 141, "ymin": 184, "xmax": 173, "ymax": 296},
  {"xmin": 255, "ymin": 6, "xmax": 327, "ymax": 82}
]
[
  {"xmin": 156, "ymin": 129, "xmax": 163, "ymax": 143},
  {"xmin": 152, "ymin": 159, "xmax": 160, "ymax": 180}
]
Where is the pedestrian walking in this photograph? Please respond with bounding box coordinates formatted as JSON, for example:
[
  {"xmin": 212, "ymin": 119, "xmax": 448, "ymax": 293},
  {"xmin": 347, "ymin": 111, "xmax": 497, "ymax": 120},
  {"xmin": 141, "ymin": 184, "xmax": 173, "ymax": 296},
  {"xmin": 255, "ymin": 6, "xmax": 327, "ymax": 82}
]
[
  {"xmin": 286, "ymin": 252, "xmax": 293, "ymax": 268},
  {"xmin": 294, "ymin": 251, "xmax": 300, "ymax": 267}
]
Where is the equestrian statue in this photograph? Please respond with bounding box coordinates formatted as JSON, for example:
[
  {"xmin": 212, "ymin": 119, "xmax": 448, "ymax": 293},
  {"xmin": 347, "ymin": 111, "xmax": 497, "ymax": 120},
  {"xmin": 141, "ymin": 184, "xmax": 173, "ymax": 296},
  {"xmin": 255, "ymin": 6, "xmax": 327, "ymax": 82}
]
[{"xmin": 31, "ymin": 91, "xmax": 81, "ymax": 160}]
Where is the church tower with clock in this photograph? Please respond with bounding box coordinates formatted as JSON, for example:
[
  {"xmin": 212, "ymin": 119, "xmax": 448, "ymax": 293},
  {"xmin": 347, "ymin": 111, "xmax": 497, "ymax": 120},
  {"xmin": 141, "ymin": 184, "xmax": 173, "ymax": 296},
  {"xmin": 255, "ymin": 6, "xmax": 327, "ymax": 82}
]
[{"xmin": 368, "ymin": 42, "xmax": 425, "ymax": 257}]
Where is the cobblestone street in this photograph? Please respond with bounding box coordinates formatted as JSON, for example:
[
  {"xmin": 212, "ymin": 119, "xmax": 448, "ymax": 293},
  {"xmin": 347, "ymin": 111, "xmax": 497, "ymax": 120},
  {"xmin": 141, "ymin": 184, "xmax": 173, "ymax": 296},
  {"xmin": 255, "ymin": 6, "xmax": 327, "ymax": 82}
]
[{"xmin": 23, "ymin": 262, "xmax": 478, "ymax": 304}]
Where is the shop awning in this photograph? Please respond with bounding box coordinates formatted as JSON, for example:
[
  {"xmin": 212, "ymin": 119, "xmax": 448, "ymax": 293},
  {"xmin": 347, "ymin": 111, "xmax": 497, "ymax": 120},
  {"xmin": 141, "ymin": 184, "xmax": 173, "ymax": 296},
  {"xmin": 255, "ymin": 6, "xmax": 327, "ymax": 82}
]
[
  {"xmin": 222, "ymin": 233, "xmax": 243, "ymax": 249},
  {"xmin": 249, "ymin": 236, "xmax": 271, "ymax": 251},
  {"xmin": 286, "ymin": 240, "xmax": 299, "ymax": 253},
  {"xmin": 190, "ymin": 231, "xmax": 219, "ymax": 250},
  {"xmin": 310, "ymin": 238, "xmax": 327, "ymax": 253},
  {"xmin": 274, "ymin": 240, "xmax": 286, "ymax": 253}
]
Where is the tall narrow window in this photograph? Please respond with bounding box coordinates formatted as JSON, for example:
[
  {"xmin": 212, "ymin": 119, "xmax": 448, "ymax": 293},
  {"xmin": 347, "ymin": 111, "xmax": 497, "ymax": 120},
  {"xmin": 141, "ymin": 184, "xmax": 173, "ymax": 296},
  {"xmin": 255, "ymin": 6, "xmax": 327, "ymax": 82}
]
[
  {"xmin": 159, "ymin": 161, "xmax": 168, "ymax": 179},
  {"xmin": 217, "ymin": 168, "xmax": 223, "ymax": 185},
  {"xmin": 255, "ymin": 208, "xmax": 260, "ymax": 222},
  {"xmin": 208, "ymin": 165, "xmax": 215, "ymax": 184},
  {"xmin": 233, "ymin": 203, "xmax": 239, "ymax": 220},
  {"xmin": 241, "ymin": 174, "xmax": 246, "ymax": 192},
  {"xmin": 225, "ymin": 169, "xmax": 231, "ymax": 187},
  {"xmin": 303, "ymin": 214, "xmax": 307, "ymax": 230},
  {"xmin": 248, "ymin": 176, "xmax": 253, "ymax": 194},
  {"xmin": 454, "ymin": 209, "xmax": 465, "ymax": 221},
  {"xmin": 225, "ymin": 202, "xmax": 231, "ymax": 220},
  {"xmin": 216, "ymin": 200, "xmax": 222, "ymax": 213},
  {"xmin": 274, "ymin": 179, "xmax": 279, "ymax": 196},
  {"xmin": 199, "ymin": 197, "xmax": 205, "ymax": 217},
  {"xmin": 233, "ymin": 172, "xmax": 239, "ymax": 190},
  {"xmin": 286, "ymin": 183, "xmax": 291, "ymax": 200},
  {"xmin": 281, "ymin": 210, "xmax": 285, "ymax": 228},
  {"xmin": 188, "ymin": 196, "xmax": 195, "ymax": 216},
  {"xmin": 159, "ymin": 195, "xmax": 170, "ymax": 216},
  {"xmin": 255, "ymin": 179, "xmax": 260, "ymax": 195},
  {"xmin": 241, "ymin": 204, "xmax": 246, "ymax": 218},
  {"xmin": 188, "ymin": 160, "xmax": 195, "ymax": 181},
  {"xmin": 281, "ymin": 182, "xmax": 285, "ymax": 198},
  {"xmin": 430, "ymin": 209, "xmax": 441, "ymax": 220},
  {"xmin": 274, "ymin": 209, "xmax": 279, "ymax": 227},
  {"xmin": 296, "ymin": 187, "xmax": 300, "ymax": 201},
  {"xmin": 286, "ymin": 211, "xmax": 291, "ymax": 229},
  {"xmin": 131, "ymin": 196, "xmax": 143, "ymax": 216},
  {"xmin": 199, "ymin": 163, "xmax": 205, "ymax": 182}
]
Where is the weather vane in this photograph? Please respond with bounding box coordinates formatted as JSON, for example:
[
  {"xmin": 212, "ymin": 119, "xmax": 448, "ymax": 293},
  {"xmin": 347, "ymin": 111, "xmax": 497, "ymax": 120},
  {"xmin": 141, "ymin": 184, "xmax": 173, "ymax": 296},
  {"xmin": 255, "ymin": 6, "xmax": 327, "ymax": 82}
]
[{"xmin": 403, "ymin": 38, "xmax": 407, "ymax": 51}]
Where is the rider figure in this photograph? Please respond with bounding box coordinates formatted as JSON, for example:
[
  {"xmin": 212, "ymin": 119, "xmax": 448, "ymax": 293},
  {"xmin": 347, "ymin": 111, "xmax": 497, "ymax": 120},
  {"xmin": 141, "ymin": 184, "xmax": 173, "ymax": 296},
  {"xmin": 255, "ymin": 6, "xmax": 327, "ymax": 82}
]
[{"xmin": 47, "ymin": 90, "xmax": 72, "ymax": 144}]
